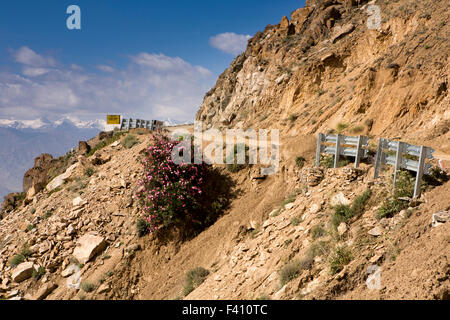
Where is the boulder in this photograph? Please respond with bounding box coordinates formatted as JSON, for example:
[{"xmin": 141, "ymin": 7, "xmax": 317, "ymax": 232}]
[
  {"xmin": 73, "ymin": 234, "xmax": 106, "ymax": 264},
  {"xmin": 46, "ymin": 163, "xmax": 80, "ymax": 192},
  {"xmin": 78, "ymin": 141, "xmax": 91, "ymax": 155},
  {"xmin": 368, "ymin": 226, "xmax": 383, "ymax": 237},
  {"xmin": 32, "ymin": 282, "xmax": 58, "ymax": 300},
  {"xmin": 330, "ymin": 192, "xmax": 351, "ymax": 206},
  {"xmin": 337, "ymin": 223, "xmax": 348, "ymax": 236},
  {"xmin": 331, "ymin": 23, "xmax": 355, "ymax": 43},
  {"xmin": 12, "ymin": 262, "xmax": 36, "ymax": 283}
]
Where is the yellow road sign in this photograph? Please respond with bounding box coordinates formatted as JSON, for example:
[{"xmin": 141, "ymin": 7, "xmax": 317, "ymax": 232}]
[{"xmin": 107, "ymin": 115, "xmax": 121, "ymax": 125}]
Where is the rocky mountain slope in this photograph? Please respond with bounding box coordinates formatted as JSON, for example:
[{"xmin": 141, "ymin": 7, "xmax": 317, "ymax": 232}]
[
  {"xmin": 0, "ymin": 0, "xmax": 449, "ymax": 300},
  {"xmin": 196, "ymin": 0, "xmax": 449, "ymax": 156}
]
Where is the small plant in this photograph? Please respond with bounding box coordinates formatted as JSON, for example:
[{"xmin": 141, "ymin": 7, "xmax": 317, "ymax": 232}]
[
  {"xmin": 281, "ymin": 194, "xmax": 296, "ymax": 207},
  {"xmin": 225, "ymin": 143, "xmax": 249, "ymax": 173},
  {"xmin": 311, "ymin": 225, "xmax": 326, "ymax": 239},
  {"xmin": 20, "ymin": 246, "xmax": 33, "ymax": 258},
  {"xmin": 103, "ymin": 254, "xmax": 111, "ymax": 260},
  {"xmin": 48, "ymin": 187, "xmax": 62, "ymax": 196},
  {"xmin": 121, "ymin": 134, "xmax": 139, "ymax": 149},
  {"xmin": 308, "ymin": 241, "xmax": 331, "ymax": 258},
  {"xmin": 284, "ymin": 239, "xmax": 293, "ymax": 247},
  {"xmin": 350, "ymin": 125, "xmax": 364, "ymax": 134},
  {"xmin": 42, "ymin": 209, "xmax": 54, "ymax": 220},
  {"xmin": 377, "ymin": 170, "xmax": 414, "ymax": 219},
  {"xmin": 81, "ymin": 281, "xmax": 96, "ymax": 293},
  {"xmin": 320, "ymin": 155, "xmax": 335, "ymax": 168},
  {"xmin": 279, "ymin": 257, "xmax": 313, "ymax": 286},
  {"xmin": 332, "ymin": 189, "xmax": 372, "ymax": 228},
  {"xmin": 26, "ymin": 224, "xmax": 36, "ymax": 232},
  {"xmin": 30, "ymin": 208, "xmax": 36, "ymax": 214},
  {"xmin": 336, "ymin": 122, "xmax": 349, "ymax": 133},
  {"xmin": 270, "ymin": 209, "xmax": 281, "ymax": 217},
  {"xmin": 330, "ymin": 247, "xmax": 352, "ymax": 275},
  {"xmin": 255, "ymin": 295, "xmax": 271, "ymax": 300},
  {"xmin": 291, "ymin": 217, "xmax": 301, "ymax": 226},
  {"xmin": 136, "ymin": 218, "xmax": 150, "ymax": 237},
  {"xmin": 9, "ymin": 254, "xmax": 25, "ymax": 267},
  {"xmin": 106, "ymin": 271, "xmax": 114, "ymax": 277},
  {"xmin": 183, "ymin": 267, "xmax": 210, "ymax": 296},
  {"xmin": 32, "ymin": 266, "xmax": 46, "ymax": 280},
  {"xmin": 295, "ymin": 156, "xmax": 306, "ymax": 168},
  {"xmin": 87, "ymin": 131, "xmax": 126, "ymax": 157},
  {"xmin": 289, "ymin": 114, "xmax": 299, "ymax": 123},
  {"xmin": 84, "ymin": 167, "xmax": 95, "ymax": 177},
  {"xmin": 250, "ymin": 227, "xmax": 260, "ymax": 239}
]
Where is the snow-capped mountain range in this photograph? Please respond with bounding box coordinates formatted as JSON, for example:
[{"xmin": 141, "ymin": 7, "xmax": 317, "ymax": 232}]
[
  {"xmin": 0, "ymin": 116, "xmax": 106, "ymax": 131},
  {"xmin": 0, "ymin": 116, "xmax": 191, "ymax": 201}
]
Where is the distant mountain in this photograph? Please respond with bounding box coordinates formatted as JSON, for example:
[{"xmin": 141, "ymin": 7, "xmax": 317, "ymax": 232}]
[
  {"xmin": 162, "ymin": 118, "xmax": 192, "ymax": 127},
  {"xmin": 0, "ymin": 117, "xmax": 104, "ymax": 200}
]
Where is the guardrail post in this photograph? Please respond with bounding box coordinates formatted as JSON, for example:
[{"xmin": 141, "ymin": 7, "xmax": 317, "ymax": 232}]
[
  {"xmin": 315, "ymin": 133, "xmax": 324, "ymax": 167},
  {"xmin": 374, "ymin": 138, "xmax": 384, "ymax": 179},
  {"xmin": 334, "ymin": 134, "xmax": 342, "ymax": 168},
  {"xmin": 354, "ymin": 135, "xmax": 363, "ymax": 168},
  {"xmin": 413, "ymin": 146, "xmax": 426, "ymax": 198},
  {"xmin": 127, "ymin": 118, "xmax": 131, "ymax": 130},
  {"xmin": 392, "ymin": 142, "xmax": 404, "ymax": 194}
]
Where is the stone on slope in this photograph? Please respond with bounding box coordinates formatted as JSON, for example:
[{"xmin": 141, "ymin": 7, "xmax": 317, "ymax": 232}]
[
  {"xmin": 12, "ymin": 262, "xmax": 36, "ymax": 283},
  {"xmin": 32, "ymin": 282, "xmax": 58, "ymax": 300},
  {"xmin": 73, "ymin": 234, "xmax": 106, "ymax": 264}
]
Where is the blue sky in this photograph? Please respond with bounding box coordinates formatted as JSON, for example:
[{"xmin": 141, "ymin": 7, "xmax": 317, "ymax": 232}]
[{"xmin": 0, "ymin": 0, "xmax": 305, "ymax": 123}]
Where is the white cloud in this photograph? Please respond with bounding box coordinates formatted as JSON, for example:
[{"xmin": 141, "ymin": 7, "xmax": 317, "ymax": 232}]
[
  {"xmin": 97, "ymin": 65, "xmax": 115, "ymax": 73},
  {"xmin": 13, "ymin": 46, "xmax": 56, "ymax": 67},
  {"xmin": 209, "ymin": 32, "xmax": 251, "ymax": 55},
  {"xmin": 0, "ymin": 47, "xmax": 215, "ymax": 123}
]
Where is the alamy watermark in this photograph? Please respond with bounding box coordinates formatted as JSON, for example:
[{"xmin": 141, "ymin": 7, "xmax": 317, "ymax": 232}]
[
  {"xmin": 67, "ymin": 5, "xmax": 81, "ymax": 30},
  {"xmin": 170, "ymin": 121, "xmax": 280, "ymax": 176},
  {"xmin": 367, "ymin": 4, "xmax": 381, "ymax": 30}
]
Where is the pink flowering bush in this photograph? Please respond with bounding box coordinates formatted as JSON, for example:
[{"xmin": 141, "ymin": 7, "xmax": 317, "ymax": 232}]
[{"xmin": 136, "ymin": 132, "xmax": 209, "ymax": 235}]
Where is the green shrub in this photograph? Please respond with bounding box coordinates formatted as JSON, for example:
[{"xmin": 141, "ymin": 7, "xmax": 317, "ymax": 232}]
[
  {"xmin": 42, "ymin": 209, "xmax": 54, "ymax": 220},
  {"xmin": 350, "ymin": 125, "xmax": 364, "ymax": 134},
  {"xmin": 26, "ymin": 224, "xmax": 36, "ymax": 232},
  {"xmin": 32, "ymin": 266, "xmax": 46, "ymax": 280},
  {"xmin": 291, "ymin": 217, "xmax": 301, "ymax": 226},
  {"xmin": 136, "ymin": 219, "xmax": 150, "ymax": 237},
  {"xmin": 48, "ymin": 187, "xmax": 62, "ymax": 196},
  {"xmin": 289, "ymin": 114, "xmax": 299, "ymax": 123},
  {"xmin": 330, "ymin": 247, "xmax": 352, "ymax": 275},
  {"xmin": 87, "ymin": 131, "xmax": 126, "ymax": 157},
  {"xmin": 282, "ymin": 194, "xmax": 296, "ymax": 207},
  {"xmin": 9, "ymin": 254, "xmax": 25, "ymax": 267},
  {"xmin": 20, "ymin": 246, "xmax": 33, "ymax": 258},
  {"xmin": 336, "ymin": 123, "xmax": 349, "ymax": 133},
  {"xmin": 311, "ymin": 225, "xmax": 326, "ymax": 239},
  {"xmin": 225, "ymin": 143, "xmax": 249, "ymax": 173},
  {"xmin": 84, "ymin": 167, "xmax": 95, "ymax": 177},
  {"xmin": 308, "ymin": 241, "xmax": 331, "ymax": 258},
  {"xmin": 121, "ymin": 134, "xmax": 139, "ymax": 149},
  {"xmin": 377, "ymin": 170, "xmax": 414, "ymax": 219},
  {"xmin": 320, "ymin": 155, "xmax": 335, "ymax": 168},
  {"xmin": 183, "ymin": 267, "xmax": 210, "ymax": 296},
  {"xmin": 279, "ymin": 257, "xmax": 313, "ymax": 286},
  {"xmin": 295, "ymin": 156, "xmax": 306, "ymax": 168},
  {"xmin": 332, "ymin": 189, "xmax": 372, "ymax": 228},
  {"xmin": 81, "ymin": 281, "xmax": 96, "ymax": 293},
  {"xmin": 331, "ymin": 204, "xmax": 353, "ymax": 228}
]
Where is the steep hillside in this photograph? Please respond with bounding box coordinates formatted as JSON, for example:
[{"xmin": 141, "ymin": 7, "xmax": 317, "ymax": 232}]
[
  {"xmin": 0, "ymin": 0, "xmax": 449, "ymax": 301},
  {"xmin": 197, "ymin": 0, "xmax": 449, "ymax": 156}
]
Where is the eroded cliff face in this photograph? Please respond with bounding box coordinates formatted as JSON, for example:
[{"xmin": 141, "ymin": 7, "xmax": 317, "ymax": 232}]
[{"xmin": 196, "ymin": 0, "xmax": 449, "ymax": 153}]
